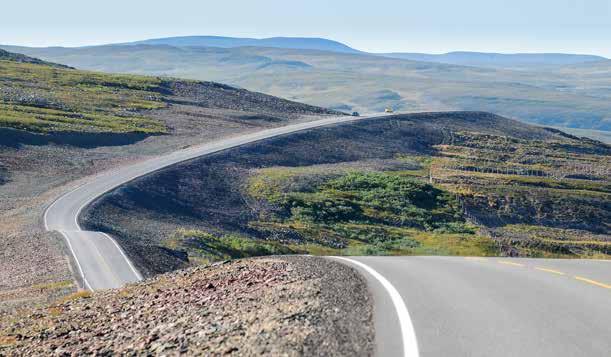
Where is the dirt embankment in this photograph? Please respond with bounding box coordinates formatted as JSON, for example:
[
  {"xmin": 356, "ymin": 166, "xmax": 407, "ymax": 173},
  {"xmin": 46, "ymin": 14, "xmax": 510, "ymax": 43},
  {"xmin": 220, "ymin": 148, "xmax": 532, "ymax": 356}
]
[{"xmin": 0, "ymin": 256, "xmax": 374, "ymax": 356}]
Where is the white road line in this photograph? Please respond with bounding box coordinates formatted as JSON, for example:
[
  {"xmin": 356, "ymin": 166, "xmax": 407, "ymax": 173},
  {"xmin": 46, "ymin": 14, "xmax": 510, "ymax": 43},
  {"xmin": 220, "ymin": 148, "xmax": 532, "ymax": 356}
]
[
  {"xmin": 331, "ymin": 256, "xmax": 420, "ymax": 357},
  {"xmin": 58, "ymin": 231, "xmax": 93, "ymax": 291},
  {"xmin": 101, "ymin": 233, "xmax": 143, "ymax": 280}
]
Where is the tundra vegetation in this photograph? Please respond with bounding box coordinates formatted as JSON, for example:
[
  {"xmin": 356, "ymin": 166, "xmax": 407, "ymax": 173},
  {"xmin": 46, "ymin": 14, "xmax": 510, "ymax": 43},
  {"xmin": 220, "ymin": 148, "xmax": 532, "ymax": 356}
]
[
  {"xmin": 0, "ymin": 55, "xmax": 168, "ymax": 133},
  {"xmin": 165, "ymin": 130, "xmax": 609, "ymax": 264}
]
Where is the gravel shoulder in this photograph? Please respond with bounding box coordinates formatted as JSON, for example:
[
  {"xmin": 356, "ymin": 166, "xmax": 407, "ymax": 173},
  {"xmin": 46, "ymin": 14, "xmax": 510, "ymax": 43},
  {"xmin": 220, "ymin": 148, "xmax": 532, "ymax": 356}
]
[{"xmin": 0, "ymin": 256, "xmax": 374, "ymax": 356}]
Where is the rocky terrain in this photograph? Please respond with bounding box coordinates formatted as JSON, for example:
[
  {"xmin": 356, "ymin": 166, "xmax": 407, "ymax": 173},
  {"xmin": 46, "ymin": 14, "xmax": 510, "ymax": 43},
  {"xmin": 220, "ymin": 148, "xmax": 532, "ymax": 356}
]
[
  {"xmin": 0, "ymin": 50, "xmax": 340, "ymax": 311},
  {"xmin": 0, "ymin": 256, "xmax": 374, "ymax": 356},
  {"xmin": 81, "ymin": 112, "xmax": 610, "ymax": 277}
]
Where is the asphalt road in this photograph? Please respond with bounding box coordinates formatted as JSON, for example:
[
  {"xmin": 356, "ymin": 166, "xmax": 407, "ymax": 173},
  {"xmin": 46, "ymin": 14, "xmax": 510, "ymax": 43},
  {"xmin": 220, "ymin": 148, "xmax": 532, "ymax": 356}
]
[
  {"xmin": 43, "ymin": 113, "xmax": 611, "ymax": 357},
  {"xmin": 335, "ymin": 256, "xmax": 611, "ymax": 357},
  {"xmin": 43, "ymin": 114, "xmax": 379, "ymax": 290}
]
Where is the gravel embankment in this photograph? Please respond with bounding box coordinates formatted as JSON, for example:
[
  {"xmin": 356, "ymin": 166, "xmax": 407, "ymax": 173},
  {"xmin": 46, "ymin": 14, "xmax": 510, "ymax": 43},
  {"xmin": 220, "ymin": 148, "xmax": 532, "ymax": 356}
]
[{"xmin": 0, "ymin": 256, "xmax": 374, "ymax": 356}]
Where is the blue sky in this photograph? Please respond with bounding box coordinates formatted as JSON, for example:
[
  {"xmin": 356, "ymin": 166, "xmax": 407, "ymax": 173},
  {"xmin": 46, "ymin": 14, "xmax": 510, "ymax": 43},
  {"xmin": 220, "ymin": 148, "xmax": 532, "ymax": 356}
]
[{"xmin": 2, "ymin": 0, "xmax": 610, "ymax": 56}]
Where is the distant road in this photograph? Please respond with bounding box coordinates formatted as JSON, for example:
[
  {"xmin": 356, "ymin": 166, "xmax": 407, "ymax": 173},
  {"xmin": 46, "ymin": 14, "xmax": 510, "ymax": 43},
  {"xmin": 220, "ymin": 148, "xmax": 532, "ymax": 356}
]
[
  {"xmin": 44, "ymin": 114, "xmax": 381, "ymax": 290},
  {"xmin": 335, "ymin": 256, "xmax": 611, "ymax": 357}
]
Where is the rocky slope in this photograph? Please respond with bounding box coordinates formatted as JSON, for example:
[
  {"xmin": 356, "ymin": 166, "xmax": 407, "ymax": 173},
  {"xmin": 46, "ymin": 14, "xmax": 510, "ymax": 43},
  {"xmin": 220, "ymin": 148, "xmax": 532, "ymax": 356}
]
[
  {"xmin": 0, "ymin": 256, "xmax": 373, "ymax": 356},
  {"xmin": 81, "ymin": 112, "xmax": 610, "ymax": 274}
]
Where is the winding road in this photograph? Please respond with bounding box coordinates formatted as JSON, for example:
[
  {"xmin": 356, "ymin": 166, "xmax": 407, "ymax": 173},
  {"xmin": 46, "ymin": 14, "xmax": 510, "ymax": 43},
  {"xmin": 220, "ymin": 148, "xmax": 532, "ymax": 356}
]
[
  {"xmin": 43, "ymin": 114, "xmax": 378, "ymax": 290},
  {"xmin": 44, "ymin": 113, "xmax": 611, "ymax": 356}
]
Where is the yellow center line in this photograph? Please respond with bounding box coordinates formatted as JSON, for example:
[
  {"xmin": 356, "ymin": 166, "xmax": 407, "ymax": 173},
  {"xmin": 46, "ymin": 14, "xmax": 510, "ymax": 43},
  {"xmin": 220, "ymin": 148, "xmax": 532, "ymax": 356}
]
[
  {"xmin": 464, "ymin": 257, "xmax": 488, "ymax": 262},
  {"xmin": 535, "ymin": 267, "xmax": 566, "ymax": 275},
  {"xmin": 575, "ymin": 276, "xmax": 611, "ymax": 289},
  {"xmin": 498, "ymin": 260, "xmax": 525, "ymax": 267}
]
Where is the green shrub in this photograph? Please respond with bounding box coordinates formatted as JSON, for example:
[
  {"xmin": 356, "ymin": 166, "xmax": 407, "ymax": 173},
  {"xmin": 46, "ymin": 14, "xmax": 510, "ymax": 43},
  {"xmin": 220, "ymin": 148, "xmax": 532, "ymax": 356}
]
[{"xmin": 167, "ymin": 229, "xmax": 295, "ymax": 264}]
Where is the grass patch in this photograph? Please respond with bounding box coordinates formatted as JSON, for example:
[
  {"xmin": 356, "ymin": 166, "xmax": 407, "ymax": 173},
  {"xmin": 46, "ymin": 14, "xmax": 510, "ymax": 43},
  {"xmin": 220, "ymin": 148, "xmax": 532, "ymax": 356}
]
[
  {"xmin": 245, "ymin": 169, "xmax": 498, "ymax": 257},
  {"xmin": 29, "ymin": 280, "xmax": 73, "ymax": 291},
  {"xmin": 166, "ymin": 229, "xmax": 295, "ymax": 265},
  {"xmin": 0, "ymin": 59, "xmax": 168, "ymax": 133},
  {"xmin": 57, "ymin": 290, "xmax": 92, "ymax": 304}
]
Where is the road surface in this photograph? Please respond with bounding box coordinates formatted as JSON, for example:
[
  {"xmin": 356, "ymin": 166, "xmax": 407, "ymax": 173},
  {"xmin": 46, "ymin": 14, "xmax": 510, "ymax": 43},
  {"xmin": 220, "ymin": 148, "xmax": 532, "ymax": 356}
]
[
  {"xmin": 43, "ymin": 114, "xmax": 379, "ymax": 290},
  {"xmin": 334, "ymin": 256, "xmax": 611, "ymax": 357}
]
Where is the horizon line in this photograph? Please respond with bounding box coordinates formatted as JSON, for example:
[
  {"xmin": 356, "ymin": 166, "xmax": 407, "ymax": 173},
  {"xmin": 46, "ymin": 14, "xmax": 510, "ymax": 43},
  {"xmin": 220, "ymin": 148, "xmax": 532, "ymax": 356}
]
[{"xmin": 1, "ymin": 35, "xmax": 609, "ymax": 59}]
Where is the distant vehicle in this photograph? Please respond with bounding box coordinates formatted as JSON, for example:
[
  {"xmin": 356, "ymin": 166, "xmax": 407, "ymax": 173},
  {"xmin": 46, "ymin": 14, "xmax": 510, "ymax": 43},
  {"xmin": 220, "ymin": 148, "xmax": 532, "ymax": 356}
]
[
  {"xmin": 352, "ymin": 112, "xmax": 360, "ymax": 117},
  {"xmin": 385, "ymin": 108, "xmax": 394, "ymax": 113}
]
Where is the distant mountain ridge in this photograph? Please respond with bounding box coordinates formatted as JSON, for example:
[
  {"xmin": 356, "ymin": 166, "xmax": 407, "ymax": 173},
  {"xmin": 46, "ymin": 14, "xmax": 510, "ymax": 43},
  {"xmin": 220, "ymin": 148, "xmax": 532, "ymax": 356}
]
[
  {"xmin": 121, "ymin": 36, "xmax": 607, "ymax": 67},
  {"xmin": 380, "ymin": 51, "xmax": 608, "ymax": 68},
  {"xmin": 125, "ymin": 36, "xmax": 362, "ymax": 54}
]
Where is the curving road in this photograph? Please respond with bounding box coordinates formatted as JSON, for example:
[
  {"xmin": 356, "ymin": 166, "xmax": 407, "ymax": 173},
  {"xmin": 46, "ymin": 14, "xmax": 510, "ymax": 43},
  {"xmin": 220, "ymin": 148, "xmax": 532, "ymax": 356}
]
[
  {"xmin": 43, "ymin": 114, "xmax": 380, "ymax": 290},
  {"xmin": 334, "ymin": 256, "xmax": 611, "ymax": 357},
  {"xmin": 43, "ymin": 113, "xmax": 611, "ymax": 356}
]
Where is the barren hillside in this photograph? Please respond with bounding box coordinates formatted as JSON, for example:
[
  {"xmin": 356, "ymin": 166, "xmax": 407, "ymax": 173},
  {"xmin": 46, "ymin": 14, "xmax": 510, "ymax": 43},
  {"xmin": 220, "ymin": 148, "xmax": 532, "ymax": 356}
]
[
  {"xmin": 0, "ymin": 50, "xmax": 339, "ymax": 311},
  {"xmin": 81, "ymin": 112, "xmax": 610, "ymax": 276}
]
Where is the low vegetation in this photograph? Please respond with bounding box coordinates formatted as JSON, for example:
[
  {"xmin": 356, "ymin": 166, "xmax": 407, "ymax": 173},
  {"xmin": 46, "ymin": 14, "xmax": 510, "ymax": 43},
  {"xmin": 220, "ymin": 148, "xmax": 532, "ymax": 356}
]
[
  {"xmin": 8, "ymin": 44, "xmax": 611, "ymax": 134},
  {"xmin": 0, "ymin": 57, "xmax": 168, "ymax": 133},
  {"xmin": 244, "ymin": 169, "xmax": 498, "ymax": 257},
  {"xmin": 160, "ymin": 169, "xmax": 499, "ymax": 262},
  {"xmin": 430, "ymin": 131, "xmax": 610, "ymax": 257},
  {"xmin": 80, "ymin": 113, "xmax": 609, "ymax": 275},
  {"xmin": 166, "ymin": 229, "xmax": 293, "ymax": 265}
]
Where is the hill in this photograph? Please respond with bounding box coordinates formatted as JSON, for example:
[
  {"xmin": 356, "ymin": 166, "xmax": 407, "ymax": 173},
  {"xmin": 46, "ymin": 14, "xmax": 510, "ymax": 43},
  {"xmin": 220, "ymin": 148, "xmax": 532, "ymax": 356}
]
[
  {"xmin": 80, "ymin": 112, "xmax": 610, "ymax": 276},
  {"xmin": 3, "ymin": 44, "xmax": 611, "ymax": 136},
  {"xmin": 379, "ymin": 51, "xmax": 607, "ymax": 69},
  {"xmin": 126, "ymin": 35, "xmax": 362, "ymax": 54},
  {"xmin": 0, "ymin": 50, "xmax": 339, "ymax": 312},
  {"xmin": 121, "ymin": 37, "xmax": 607, "ymax": 66},
  {"xmin": 0, "ymin": 49, "xmax": 337, "ymax": 134}
]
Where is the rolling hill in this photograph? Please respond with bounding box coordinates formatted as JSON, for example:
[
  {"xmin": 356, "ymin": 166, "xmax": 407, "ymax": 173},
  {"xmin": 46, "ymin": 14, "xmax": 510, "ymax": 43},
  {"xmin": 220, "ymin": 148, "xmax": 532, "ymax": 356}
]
[
  {"xmin": 4, "ymin": 43, "xmax": 610, "ymax": 137},
  {"xmin": 0, "ymin": 49, "xmax": 339, "ymax": 311},
  {"xmin": 0, "ymin": 48, "xmax": 336, "ymax": 134}
]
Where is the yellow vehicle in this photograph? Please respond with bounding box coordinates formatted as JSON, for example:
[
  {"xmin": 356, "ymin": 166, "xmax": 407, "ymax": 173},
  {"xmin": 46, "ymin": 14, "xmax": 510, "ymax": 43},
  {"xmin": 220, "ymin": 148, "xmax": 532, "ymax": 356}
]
[{"xmin": 385, "ymin": 108, "xmax": 394, "ymax": 113}]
